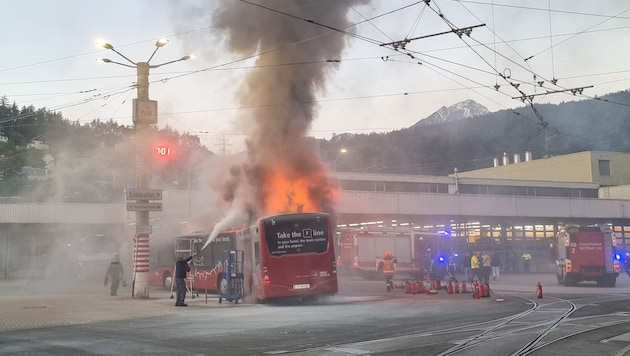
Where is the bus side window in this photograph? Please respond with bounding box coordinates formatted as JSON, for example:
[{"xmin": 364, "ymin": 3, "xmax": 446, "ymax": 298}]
[{"xmin": 254, "ymin": 242, "xmax": 260, "ymax": 267}]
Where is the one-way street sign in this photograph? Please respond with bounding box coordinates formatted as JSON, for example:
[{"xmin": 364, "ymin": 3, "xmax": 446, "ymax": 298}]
[{"xmin": 126, "ymin": 202, "xmax": 162, "ymax": 212}]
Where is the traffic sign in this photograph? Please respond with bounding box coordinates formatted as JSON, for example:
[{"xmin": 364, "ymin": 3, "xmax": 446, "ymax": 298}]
[
  {"xmin": 126, "ymin": 189, "xmax": 162, "ymax": 201},
  {"xmin": 133, "ymin": 99, "xmax": 157, "ymax": 125},
  {"xmin": 136, "ymin": 225, "xmax": 153, "ymax": 234},
  {"xmin": 126, "ymin": 202, "xmax": 162, "ymax": 212}
]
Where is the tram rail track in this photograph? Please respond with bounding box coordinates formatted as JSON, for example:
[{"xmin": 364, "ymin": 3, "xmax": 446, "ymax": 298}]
[
  {"xmin": 436, "ymin": 296, "xmax": 577, "ymax": 356},
  {"xmin": 435, "ymin": 293, "xmax": 630, "ymax": 355}
]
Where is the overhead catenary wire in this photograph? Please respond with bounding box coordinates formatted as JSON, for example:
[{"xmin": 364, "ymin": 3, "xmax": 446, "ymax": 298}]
[
  {"xmin": 2, "ymin": 0, "xmax": 630, "ymax": 140},
  {"xmin": 4, "ymin": 22, "xmax": 622, "ymax": 120},
  {"xmin": 414, "ymin": 0, "xmax": 630, "ymax": 148},
  {"xmin": 5, "ymin": 25, "xmax": 630, "ymax": 89},
  {"xmin": 450, "ymin": 0, "xmax": 630, "ymax": 21},
  {"xmin": 0, "ymin": 3, "xmax": 625, "ymax": 168},
  {"xmin": 525, "ymin": 6, "xmax": 630, "ymax": 62},
  {"xmin": 422, "ymin": 0, "xmax": 619, "ymax": 138},
  {"xmin": 0, "ymin": 1, "xmax": 432, "ymax": 125},
  {"xmin": 345, "ymin": 0, "xmax": 395, "ymax": 42},
  {"xmin": 491, "ymin": 0, "xmax": 498, "ymax": 88},
  {"xmin": 547, "ymin": 0, "xmax": 556, "ymax": 83},
  {"xmin": 405, "ymin": 3, "xmax": 428, "ymax": 40}
]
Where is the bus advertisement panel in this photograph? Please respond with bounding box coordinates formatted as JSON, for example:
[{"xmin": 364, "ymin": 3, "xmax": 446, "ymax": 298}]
[
  {"xmin": 238, "ymin": 212, "xmax": 338, "ymax": 301},
  {"xmin": 149, "ymin": 231, "xmax": 236, "ymax": 291}
]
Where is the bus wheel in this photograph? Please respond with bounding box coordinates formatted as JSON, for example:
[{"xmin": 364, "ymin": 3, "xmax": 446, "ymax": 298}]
[{"xmin": 163, "ymin": 273, "xmax": 173, "ymax": 290}]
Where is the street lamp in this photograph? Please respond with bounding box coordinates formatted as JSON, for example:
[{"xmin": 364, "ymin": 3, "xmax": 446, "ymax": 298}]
[
  {"xmin": 333, "ymin": 148, "xmax": 348, "ymax": 173},
  {"xmin": 97, "ymin": 38, "xmax": 192, "ymax": 299}
]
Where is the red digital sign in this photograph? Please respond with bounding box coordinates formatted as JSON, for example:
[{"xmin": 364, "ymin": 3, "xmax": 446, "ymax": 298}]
[{"xmin": 155, "ymin": 146, "xmax": 172, "ymax": 156}]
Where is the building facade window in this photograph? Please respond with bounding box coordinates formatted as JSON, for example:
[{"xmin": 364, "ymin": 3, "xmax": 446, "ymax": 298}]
[{"xmin": 599, "ymin": 160, "xmax": 611, "ymax": 176}]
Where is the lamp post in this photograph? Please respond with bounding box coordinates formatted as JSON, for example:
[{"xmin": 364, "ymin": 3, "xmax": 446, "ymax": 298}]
[
  {"xmin": 97, "ymin": 39, "xmax": 192, "ymax": 298},
  {"xmin": 333, "ymin": 148, "xmax": 347, "ymax": 173}
]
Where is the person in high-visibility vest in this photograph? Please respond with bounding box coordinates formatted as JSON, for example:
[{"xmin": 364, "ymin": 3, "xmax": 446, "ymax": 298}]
[
  {"xmin": 470, "ymin": 252, "xmax": 481, "ymax": 282},
  {"xmin": 522, "ymin": 252, "xmax": 532, "ymax": 273},
  {"xmin": 382, "ymin": 251, "xmax": 397, "ymax": 280}
]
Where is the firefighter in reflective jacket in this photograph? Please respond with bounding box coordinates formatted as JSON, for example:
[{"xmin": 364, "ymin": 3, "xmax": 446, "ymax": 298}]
[{"xmin": 383, "ymin": 251, "xmax": 398, "ymax": 280}]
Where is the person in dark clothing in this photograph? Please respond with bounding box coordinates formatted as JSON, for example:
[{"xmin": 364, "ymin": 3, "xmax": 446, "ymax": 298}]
[
  {"xmin": 491, "ymin": 253, "xmax": 502, "ymax": 281},
  {"xmin": 104, "ymin": 253, "xmax": 125, "ymax": 296},
  {"xmin": 175, "ymin": 252, "xmax": 197, "ymax": 306},
  {"xmin": 462, "ymin": 252, "xmax": 472, "ymax": 282}
]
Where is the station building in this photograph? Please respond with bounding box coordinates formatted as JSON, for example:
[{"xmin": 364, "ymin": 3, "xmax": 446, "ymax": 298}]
[{"xmin": 0, "ymin": 150, "xmax": 629, "ymax": 278}]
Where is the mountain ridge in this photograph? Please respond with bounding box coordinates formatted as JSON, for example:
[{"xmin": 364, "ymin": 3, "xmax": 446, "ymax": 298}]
[{"xmin": 411, "ymin": 99, "xmax": 491, "ymax": 128}]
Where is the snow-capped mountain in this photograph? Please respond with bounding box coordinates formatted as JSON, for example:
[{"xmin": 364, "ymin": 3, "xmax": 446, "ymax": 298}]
[{"xmin": 411, "ymin": 99, "xmax": 490, "ymax": 128}]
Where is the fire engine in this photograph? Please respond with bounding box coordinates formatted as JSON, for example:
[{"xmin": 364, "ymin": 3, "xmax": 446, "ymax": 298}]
[
  {"xmin": 555, "ymin": 224, "xmax": 620, "ymax": 287},
  {"xmin": 344, "ymin": 227, "xmax": 456, "ymax": 280},
  {"xmin": 336, "ymin": 229, "xmax": 355, "ymax": 272}
]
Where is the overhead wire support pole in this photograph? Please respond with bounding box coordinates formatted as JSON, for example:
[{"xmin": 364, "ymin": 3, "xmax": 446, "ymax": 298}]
[
  {"xmin": 380, "ymin": 24, "xmax": 486, "ymax": 49},
  {"xmin": 96, "ymin": 39, "xmax": 193, "ymax": 299}
]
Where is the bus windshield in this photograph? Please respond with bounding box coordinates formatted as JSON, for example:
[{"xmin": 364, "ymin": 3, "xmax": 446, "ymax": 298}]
[{"xmin": 263, "ymin": 214, "xmax": 329, "ymax": 255}]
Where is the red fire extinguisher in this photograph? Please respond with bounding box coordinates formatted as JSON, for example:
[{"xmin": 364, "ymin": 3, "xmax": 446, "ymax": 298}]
[
  {"xmin": 473, "ymin": 280, "xmax": 480, "ymax": 299},
  {"xmin": 536, "ymin": 282, "xmax": 543, "ymax": 299}
]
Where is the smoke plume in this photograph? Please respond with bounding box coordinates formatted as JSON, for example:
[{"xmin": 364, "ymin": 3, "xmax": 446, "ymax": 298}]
[
  {"xmin": 217, "ymin": 0, "xmax": 367, "ymax": 214},
  {"xmin": 172, "ymin": 1, "xmax": 369, "ymax": 246}
]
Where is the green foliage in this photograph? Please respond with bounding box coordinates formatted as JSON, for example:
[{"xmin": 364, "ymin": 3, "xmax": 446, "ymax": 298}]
[{"xmin": 0, "ymin": 98, "xmax": 212, "ymax": 202}]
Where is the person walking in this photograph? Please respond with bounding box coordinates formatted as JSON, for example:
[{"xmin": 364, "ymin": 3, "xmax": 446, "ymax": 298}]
[
  {"xmin": 175, "ymin": 252, "xmax": 197, "ymax": 307},
  {"xmin": 522, "ymin": 251, "xmax": 532, "ymax": 273},
  {"xmin": 382, "ymin": 251, "xmax": 397, "ymax": 281},
  {"xmin": 491, "ymin": 253, "xmax": 502, "ymax": 281},
  {"xmin": 104, "ymin": 253, "xmax": 125, "ymax": 296}
]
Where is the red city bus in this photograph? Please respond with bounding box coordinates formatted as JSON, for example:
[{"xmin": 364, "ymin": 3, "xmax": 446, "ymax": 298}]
[
  {"xmin": 149, "ymin": 230, "xmax": 236, "ymax": 291},
  {"xmin": 237, "ymin": 212, "xmax": 338, "ymax": 301}
]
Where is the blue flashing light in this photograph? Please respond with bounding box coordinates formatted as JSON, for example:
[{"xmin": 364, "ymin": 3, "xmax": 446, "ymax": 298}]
[
  {"xmin": 615, "ymin": 253, "xmax": 622, "ymax": 261},
  {"xmin": 454, "ymin": 253, "xmax": 459, "ymax": 257},
  {"xmin": 438, "ymin": 256, "xmax": 445, "ymax": 262}
]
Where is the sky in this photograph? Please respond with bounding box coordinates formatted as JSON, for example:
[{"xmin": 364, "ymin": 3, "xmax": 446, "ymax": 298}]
[{"xmin": 2, "ymin": 0, "xmax": 630, "ymax": 154}]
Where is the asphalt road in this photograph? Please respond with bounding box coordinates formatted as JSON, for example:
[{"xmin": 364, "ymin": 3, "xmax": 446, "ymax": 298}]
[{"xmin": 2, "ymin": 272, "xmax": 630, "ymax": 355}]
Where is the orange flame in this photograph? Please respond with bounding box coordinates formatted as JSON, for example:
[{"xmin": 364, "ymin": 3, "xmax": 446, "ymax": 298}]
[{"xmin": 262, "ymin": 167, "xmax": 339, "ymax": 215}]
